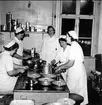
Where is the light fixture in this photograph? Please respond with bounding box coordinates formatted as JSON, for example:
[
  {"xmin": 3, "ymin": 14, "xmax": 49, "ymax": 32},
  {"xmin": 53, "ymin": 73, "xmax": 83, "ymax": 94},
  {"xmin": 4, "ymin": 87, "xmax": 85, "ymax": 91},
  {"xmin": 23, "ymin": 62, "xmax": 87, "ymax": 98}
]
[{"xmin": 28, "ymin": 0, "xmax": 31, "ymax": 8}]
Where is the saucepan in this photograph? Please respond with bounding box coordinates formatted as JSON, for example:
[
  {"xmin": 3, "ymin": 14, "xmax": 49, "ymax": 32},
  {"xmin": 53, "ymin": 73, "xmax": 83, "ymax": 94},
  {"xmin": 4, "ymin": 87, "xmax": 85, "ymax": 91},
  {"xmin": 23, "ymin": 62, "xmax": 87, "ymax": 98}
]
[
  {"xmin": 57, "ymin": 98, "xmax": 75, "ymax": 105},
  {"xmin": 23, "ymin": 59, "xmax": 35, "ymax": 69},
  {"xmin": 38, "ymin": 77, "xmax": 54, "ymax": 86}
]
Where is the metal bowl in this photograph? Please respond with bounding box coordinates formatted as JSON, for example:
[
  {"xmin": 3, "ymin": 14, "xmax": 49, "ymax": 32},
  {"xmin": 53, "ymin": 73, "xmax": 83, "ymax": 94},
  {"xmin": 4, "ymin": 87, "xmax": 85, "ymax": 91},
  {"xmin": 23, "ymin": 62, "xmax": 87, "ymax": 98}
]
[{"xmin": 38, "ymin": 78, "xmax": 54, "ymax": 86}]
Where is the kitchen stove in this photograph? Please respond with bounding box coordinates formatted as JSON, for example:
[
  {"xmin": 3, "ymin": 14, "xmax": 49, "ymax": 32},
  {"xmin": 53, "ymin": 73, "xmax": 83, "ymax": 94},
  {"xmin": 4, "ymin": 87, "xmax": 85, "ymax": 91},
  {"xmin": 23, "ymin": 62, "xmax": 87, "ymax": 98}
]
[{"xmin": 21, "ymin": 77, "xmax": 67, "ymax": 91}]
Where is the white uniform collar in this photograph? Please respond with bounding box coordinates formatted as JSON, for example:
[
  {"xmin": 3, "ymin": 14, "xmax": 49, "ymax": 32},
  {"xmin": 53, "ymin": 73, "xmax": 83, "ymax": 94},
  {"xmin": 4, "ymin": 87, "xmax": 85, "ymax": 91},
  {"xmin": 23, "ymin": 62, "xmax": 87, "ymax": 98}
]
[
  {"xmin": 14, "ymin": 37, "xmax": 21, "ymax": 43},
  {"xmin": 4, "ymin": 50, "xmax": 10, "ymax": 55}
]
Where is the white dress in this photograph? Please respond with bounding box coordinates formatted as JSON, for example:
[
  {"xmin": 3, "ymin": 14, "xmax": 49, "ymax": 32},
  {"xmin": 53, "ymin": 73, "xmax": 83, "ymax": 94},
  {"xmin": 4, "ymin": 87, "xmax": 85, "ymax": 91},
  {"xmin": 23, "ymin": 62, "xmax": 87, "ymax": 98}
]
[
  {"xmin": 67, "ymin": 42, "xmax": 88, "ymax": 105},
  {"xmin": 55, "ymin": 42, "xmax": 88, "ymax": 105},
  {"xmin": 13, "ymin": 37, "xmax": 23, "ymax": 65},
  {"xmin": 0, "ymin": 51, "xmax": 17, "ymax": 91},
  {"xmin": 40, "ymin": 35, "xmax": 60, "ymax": 63},
  {"xmin": 55, "ymin": 45, "xmax": 71, "ymax": 82}
]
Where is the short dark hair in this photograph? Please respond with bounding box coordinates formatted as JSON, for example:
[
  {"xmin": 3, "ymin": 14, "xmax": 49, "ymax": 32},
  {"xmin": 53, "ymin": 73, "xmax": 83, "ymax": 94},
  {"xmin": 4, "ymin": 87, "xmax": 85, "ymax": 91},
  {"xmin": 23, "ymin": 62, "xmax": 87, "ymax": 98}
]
[
  {"xmin": 59, "ymin": 38, "xmax": 67, "ymax": 43},
  {"xmin": 3, "ymin": 43, "xmax": 19, "ymax": 51},
  {"xmin": 47, "ymin": 26, "xmax": 55, "ymax": 34}
]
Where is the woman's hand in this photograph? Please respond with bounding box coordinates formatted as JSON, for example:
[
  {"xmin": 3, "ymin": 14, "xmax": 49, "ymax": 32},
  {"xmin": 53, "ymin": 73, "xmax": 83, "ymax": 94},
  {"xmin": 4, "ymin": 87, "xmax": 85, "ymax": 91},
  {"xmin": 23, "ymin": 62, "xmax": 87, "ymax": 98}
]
[
  {"xmin": 55, "ymin": 66, "xmax": 66, "ymax": 74},
  {"xmin": 19, "ymin": 69, "xmax": 25, "ymax": 73},
  {"xmin": 22, "ymin": 66, "xmax": 29, "ymax": 69},
  {"xmin": 55, "ymin": 66, "xmax": 62, "ymax": 74},
  {"xmin": 51, "ymin": 59, "xmax": 56, "ymax": 65},
  {"xmin": 23, "ymin": 55, "xmax": 31, "ymax": 60},
  {"xmin": 19, "ymin": 66, "xmax": 28, "ymax": 73}
]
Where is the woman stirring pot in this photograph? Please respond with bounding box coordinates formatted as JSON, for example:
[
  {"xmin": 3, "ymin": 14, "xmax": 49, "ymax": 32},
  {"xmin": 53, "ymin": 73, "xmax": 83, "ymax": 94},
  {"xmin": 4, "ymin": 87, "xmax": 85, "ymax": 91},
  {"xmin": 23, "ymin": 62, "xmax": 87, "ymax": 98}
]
[{"xmin": 51, "ymin": 30, "xmax": 88, "ymax": 105}]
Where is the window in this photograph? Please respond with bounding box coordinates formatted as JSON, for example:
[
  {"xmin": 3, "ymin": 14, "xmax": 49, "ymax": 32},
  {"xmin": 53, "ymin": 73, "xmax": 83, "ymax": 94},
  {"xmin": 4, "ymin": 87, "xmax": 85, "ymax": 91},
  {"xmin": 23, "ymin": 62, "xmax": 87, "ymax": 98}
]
[{"xmin": 60, "ymin": 0, "xmax": 98, "ymax": 56}]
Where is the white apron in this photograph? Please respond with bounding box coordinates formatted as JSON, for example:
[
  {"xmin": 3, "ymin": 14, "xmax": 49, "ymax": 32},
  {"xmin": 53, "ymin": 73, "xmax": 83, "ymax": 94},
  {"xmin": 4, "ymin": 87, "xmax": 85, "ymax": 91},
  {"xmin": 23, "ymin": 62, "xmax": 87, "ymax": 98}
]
[
  {"xmin": 40, "ymin": 35, "xmax": 60, "ymax": 63},
  {"xmin": 66, "ymin": 42, "xmax": 88, "ymax": 105},
  {"xmin": 0, "ymin": 51, "xmax": 17, "ymax": 91},
  {"xmin": 55, "ymin": 42, "xmax": 88, "ymax": 105},
  {"xmin": 13, "ymin": 37, "xmax": 23, "ymax": 65},
  {"xmin": 66, "ymin": 62, "xmax": 88, "ymax": 105}
]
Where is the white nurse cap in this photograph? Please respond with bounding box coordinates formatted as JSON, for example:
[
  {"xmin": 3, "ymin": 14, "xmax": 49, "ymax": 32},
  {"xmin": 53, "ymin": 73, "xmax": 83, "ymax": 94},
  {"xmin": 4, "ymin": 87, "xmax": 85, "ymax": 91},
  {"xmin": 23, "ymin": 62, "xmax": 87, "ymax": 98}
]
[
  {"xmin": 15, "ymin": 27, "xmax": 23, "ymax": 34},
  {"xmin": 59, "ymin": 35, "xmax": 67, "ymax": 39},
  {"xmin": 4, "ymin": 40, "xmax": 16, "ymax": 48},
  {"xmin": 68, "ymin": 30, "xmax": 78, "ymax": 40}
]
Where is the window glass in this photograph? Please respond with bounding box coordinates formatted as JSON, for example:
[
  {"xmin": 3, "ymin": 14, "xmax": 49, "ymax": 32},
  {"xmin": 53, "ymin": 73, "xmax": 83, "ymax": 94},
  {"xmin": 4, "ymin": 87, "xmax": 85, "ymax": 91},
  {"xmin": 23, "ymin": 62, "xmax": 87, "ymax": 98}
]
[
  {"xmin": 61, "ymin": 18, "xmax": 75, "ymax": 35},
  {"xmin": 62, "ymin": 0, "xmax": 76, "ymax": 14},
  {"xmin": 80, "ymin": 0, "xmax": 94, "ymax": 15},
  {"xmin": 79, "ymin": 39, "xmax": 91, "ymax": 56},
  {"xmin": 79, "ymin": 19, "xmax": 93, "ymax": 37}
]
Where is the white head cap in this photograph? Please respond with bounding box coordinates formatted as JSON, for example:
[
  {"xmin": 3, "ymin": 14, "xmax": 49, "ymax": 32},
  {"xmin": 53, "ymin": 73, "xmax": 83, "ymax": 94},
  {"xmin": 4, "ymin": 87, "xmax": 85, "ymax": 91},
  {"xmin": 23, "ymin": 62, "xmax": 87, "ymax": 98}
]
[
  {"xmin": 59, "ymin": 35, "xmax": 67, "ymax": 39},
  {"xmin": 59, "ymin": 35, "xmax": 70, "ymax": 44},
  {"xmin": 68, "ymin": 30, "xmax": 78, "ymax": 40},
  {"xmin": 15, "ymin": 27, "xmax": 23, "ymax": 34},
  {"xmin": 4, "ymin": 40, "xmax": 15, "ymax": 48}
]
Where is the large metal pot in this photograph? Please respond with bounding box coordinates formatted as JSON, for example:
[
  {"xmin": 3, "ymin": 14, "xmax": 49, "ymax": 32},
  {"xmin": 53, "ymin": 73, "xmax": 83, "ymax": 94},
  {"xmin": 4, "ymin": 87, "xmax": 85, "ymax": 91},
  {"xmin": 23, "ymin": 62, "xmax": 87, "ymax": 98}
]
[
  {"xmin": 42, "ymin": 61, "xmax": 52, "ymax": 74},
  {"xmin": 23, "ymin": 59, "xmax": 34, "ymax": 69}
]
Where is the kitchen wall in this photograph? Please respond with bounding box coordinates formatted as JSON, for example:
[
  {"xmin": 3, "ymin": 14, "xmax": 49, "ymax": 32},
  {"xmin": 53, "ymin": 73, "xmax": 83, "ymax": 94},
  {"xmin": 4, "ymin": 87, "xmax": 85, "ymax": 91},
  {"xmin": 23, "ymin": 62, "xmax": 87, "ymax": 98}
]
[
  {"xmin": 0, "ymin": 0, "xmax": 101, "ymax": 75},
  {"xmin": 0, "ymin": 0, "xmax": 54, "ymax": 54},
  {"xmin": 0, "ymin": 1, "xmax": 53, "ymax": 26},
  {"xmin": 0, "ymin": 2, "xmax": 1, "ymax": 25}
]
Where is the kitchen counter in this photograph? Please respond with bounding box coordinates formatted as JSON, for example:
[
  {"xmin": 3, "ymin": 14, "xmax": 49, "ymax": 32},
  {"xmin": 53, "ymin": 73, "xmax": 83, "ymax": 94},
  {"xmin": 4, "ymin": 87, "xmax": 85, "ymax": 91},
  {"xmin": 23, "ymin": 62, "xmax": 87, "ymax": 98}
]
[{"xmin": 13, "ymin": 71, "xmax": 69, "ymax": 105}]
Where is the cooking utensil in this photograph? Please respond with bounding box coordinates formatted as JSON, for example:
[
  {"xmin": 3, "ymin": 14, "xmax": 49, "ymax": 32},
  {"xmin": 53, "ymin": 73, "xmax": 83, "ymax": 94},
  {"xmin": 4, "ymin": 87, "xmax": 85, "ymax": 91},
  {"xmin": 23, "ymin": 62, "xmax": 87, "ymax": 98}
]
[
  {"xmin": 23, "ymin": 59, "xmax": 34, "ymax": 69},
  {"xmin": 27, "ymin": 71, "xmax": 40, "ymax": 79},
  {"xmin": 57, "ymin": 98, "xmax": 75, "ymax": 105},
  {"xmin": 52, "ymin": 79, "xmax": 66, "ymax": 87},
  {"xmin": 38, "ymin": 77, "xmax": 54, "ymax": 86},
  {"xmin": 41, "ymin": 73, "xmax": 56, "ymax": 78},
  {"xmin": 44, "ymin": 102, "xmax": 62, "ymax": 105},
  {"xmin": 41, "ymin": 61, "xmax": 52, "ymax": 74}
]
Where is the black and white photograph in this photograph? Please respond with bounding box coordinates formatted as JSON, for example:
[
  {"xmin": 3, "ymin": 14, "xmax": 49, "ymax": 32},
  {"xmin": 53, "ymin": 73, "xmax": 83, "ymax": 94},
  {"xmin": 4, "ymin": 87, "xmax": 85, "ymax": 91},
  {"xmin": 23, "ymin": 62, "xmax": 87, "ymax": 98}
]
[{"xmin": 0, "ymin": 0, "xmax": 102, "ymax": 105}]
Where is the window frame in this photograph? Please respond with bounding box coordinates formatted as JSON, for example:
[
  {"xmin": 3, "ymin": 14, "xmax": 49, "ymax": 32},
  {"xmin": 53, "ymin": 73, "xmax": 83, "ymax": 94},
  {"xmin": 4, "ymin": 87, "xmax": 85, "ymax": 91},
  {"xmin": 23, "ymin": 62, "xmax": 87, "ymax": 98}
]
[{"xmin": 58, "ymin": 0, "xmax": 100, "ymax": 57}]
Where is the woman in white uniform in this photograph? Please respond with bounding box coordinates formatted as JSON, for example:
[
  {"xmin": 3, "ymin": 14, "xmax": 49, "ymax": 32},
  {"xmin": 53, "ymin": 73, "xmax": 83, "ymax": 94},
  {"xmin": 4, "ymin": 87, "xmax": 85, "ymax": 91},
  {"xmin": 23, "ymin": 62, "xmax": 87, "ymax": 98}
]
[
  {"xmin": 40, "ymin": 26, "xmax": 60, "ymax": 63},
  {"xmin": 12, "ymin": 27, "xmax": 30, "ymax": 65},
  {"xmin": 0, "ymin": 41, "xmax": 27, "ymax": 91},
  {"xmin": 53, "ymin": 31, "xmax": 88, "ymax": 105},
  {"xmin": 51, "ymin": 35, "xmax": 71, "ymax": 81}
]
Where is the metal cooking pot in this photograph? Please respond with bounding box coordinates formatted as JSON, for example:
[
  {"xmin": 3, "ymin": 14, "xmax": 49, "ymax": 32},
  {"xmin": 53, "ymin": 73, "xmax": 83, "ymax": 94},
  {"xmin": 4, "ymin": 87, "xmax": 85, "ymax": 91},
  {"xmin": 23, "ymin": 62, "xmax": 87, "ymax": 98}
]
[
  {"xmin": 23, "ymin": 59, "xmax": 34, "ymax": 69},
  {"xmin": 42, "ymin": 62, "xmax": 52, "ymax": 74},
  {"xmin": 38, "ymin": 77, "xmax": 54, "ymax": 86}
]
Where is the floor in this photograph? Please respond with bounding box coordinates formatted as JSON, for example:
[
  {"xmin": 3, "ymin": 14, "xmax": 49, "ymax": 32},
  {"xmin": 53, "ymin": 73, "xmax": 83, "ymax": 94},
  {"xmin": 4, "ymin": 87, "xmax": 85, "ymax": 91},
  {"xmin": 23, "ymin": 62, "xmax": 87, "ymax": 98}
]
[{"xmin": 0, "ymin": 94, "xmax": 101, "ymax": 105}]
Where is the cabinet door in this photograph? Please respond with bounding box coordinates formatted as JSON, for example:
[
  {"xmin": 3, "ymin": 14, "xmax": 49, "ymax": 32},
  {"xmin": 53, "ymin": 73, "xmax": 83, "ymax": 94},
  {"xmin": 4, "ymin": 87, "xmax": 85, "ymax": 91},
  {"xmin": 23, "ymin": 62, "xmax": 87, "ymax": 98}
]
[{"xmin": 14, "ymin": 92, "xmax": 34, "ymax": 100}]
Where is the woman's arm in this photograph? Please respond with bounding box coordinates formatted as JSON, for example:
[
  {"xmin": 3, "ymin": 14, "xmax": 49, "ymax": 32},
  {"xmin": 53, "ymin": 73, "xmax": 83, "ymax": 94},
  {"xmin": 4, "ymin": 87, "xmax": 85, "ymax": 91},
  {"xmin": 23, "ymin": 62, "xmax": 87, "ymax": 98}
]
[
  {"xmin": 55, "ymin": 60, "xmax": 75, "ymax": 73},
  {"xmin": 13, "ymin": 53, "xmax": 31, "ymax": 60},
  {"xmin": 7, "ymin": 66, "xmax": 28, "ymax": 77}
]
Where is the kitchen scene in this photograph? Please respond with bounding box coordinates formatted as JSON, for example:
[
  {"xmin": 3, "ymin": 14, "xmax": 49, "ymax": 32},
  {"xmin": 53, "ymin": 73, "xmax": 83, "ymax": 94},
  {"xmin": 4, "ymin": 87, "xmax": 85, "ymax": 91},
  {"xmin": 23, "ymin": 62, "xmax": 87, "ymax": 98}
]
[{"xmin": 0, "ymin": 0, "xmax": 102, "ymax": 105}]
